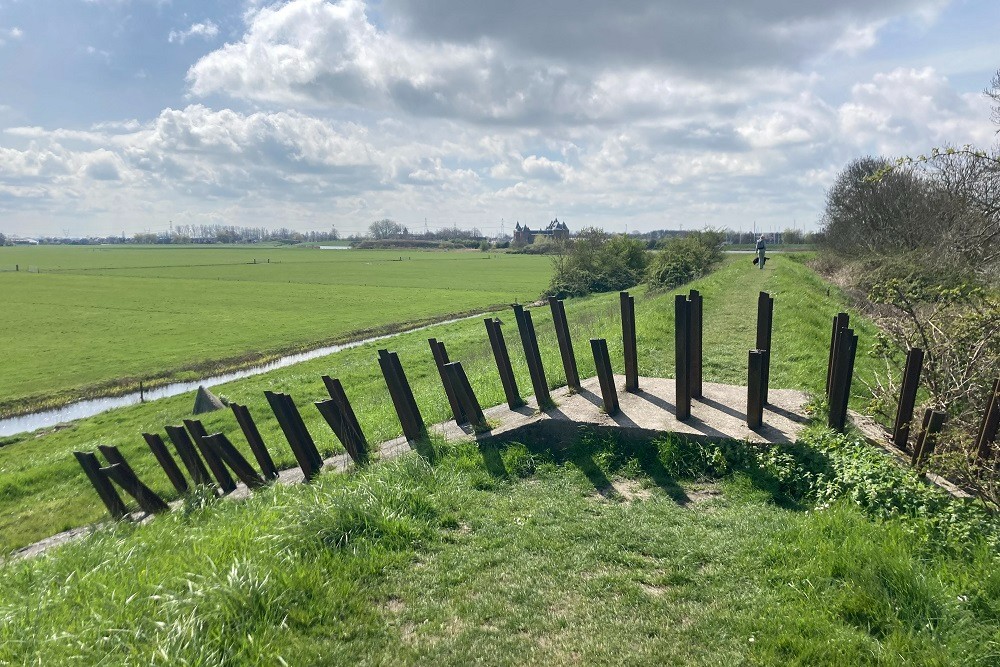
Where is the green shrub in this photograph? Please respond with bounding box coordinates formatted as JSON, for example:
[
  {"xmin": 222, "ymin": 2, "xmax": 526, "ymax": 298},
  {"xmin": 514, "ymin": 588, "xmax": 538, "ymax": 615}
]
[
  {"xmin": 646, "ymin": 230, "xmax": 724, "ymax": 291},
  {"xmin": 547, "ymin": 228, "xmax": 649, "ymax": 297}
]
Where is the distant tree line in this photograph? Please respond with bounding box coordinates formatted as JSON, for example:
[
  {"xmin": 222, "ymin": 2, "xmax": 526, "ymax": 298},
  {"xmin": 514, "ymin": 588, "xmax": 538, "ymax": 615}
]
[{"xmin": 131, "ymin": 224, "xmax": 340, "ymax": 245}]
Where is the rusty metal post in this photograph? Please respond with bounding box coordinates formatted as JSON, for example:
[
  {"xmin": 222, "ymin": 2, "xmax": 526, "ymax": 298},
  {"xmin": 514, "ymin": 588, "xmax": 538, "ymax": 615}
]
[
  {"xmin": 203, "ymin": 433, "xmax": 267, "ymax": 489},
  {"xmin": 827, "ymin": 329, "xmax": 856, "ymax": 431},
  {"xmin": 319, "ymin": 376, "xmax": 370, "ymax": 465},
  {"xmin": 912, "ymin": 409, "xmax": 946, "ymax": 468},
  {"xmin": 674, "ymin": 294, "xmax": 691, "ymax": 421},
  {"xmin": 549, "ymin": 297, "xmax": 581, "ymax": 391},
  {"xmin": 484, "ymin": 318, "xmax": 523, "ymax": 409},
  {"xmin": 378, "ymin": 349, "xmax": 425, "ymax": 442},
  {"xmin": 142, "ymin": 433, "xmax": 189, "ymax": 494},
  {"xmin": 827, "ymin": 313, "xmax": 850, "ymax": 396},
  {"xmin": 621, "ymin": 292, "xmax": 639, "ymax": 393},
  {"xmin": 230, "ymin": 403, "xmax": 279, "ymax": 480},
  {"xmin": 891, "ymin": 348, "xmax": 924, "ymax": 450},
  {"xmin": 184, "ymin": 419, "xmax": 237, "ymax": 493},
  {"xmin": 756, "ymin": 292, "xmax": 773, "ymax": 405},
  {"xmin": 73, "ymin": 451, "xmax": 129, "ymax": 519},
  {"xmin": 513, "ymin": 305, "xmax": 551, "ymax": 407},
  {"xmin": 975, "ymin": 379, "xmax": 1000, "ymax": 460},
  {"xmin": 265, "ymin": 391, "xmax": 322, "ymax": 480},
  {"xmin": 689, "ymin": 289, "xmax": 702, "ymax": 398},
  {"xmin": 164, "ymin": 424, "xmax": 213, "ymax": 487},
  {"xmin": 747, "ymin": 350, "xmax": 765, "ymax": 430},
  {"xmin": 590, "ymin": 338, "xmax": 620, "ymax": 416},
  {"xmin": 444, "ymin": 361, "xmax": 489, "ymax": 430},
  {"xmin": 99, "ymin": 463, "xmax": 170, "ymax": 514},
  {"xmin": 429, "ymin": 338, "xmax": 465, "ymax": 424}
]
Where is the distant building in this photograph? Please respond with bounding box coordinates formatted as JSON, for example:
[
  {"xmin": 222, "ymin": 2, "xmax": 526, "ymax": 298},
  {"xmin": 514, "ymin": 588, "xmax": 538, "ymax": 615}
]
[{"xmin": 512, "ymin": 218, "xmax": 569, "ymax": 246}]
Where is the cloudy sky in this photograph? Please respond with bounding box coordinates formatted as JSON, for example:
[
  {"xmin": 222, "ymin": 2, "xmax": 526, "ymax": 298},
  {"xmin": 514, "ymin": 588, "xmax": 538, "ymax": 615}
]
[{"xmin": 0, "ymin": 0, "xmax": 997, "ymax": 237}]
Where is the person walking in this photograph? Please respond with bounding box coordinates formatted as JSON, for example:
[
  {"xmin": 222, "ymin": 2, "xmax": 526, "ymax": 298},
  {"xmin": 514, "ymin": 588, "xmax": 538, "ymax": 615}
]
[{"xmin": 755, "ymin": 235, "xmax": 766, "ymax": 270}]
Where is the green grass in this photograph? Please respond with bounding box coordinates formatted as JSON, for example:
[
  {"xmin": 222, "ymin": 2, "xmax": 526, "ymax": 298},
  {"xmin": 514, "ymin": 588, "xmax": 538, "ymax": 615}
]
[
  {"xmin": 0, "ymin": 254, "xmax": 881, "ymax": 553},
  {"xmin": 1, "ymin": 429, "xmax": 998, "ymax": 665},
  {"xmin": 0, "ymin": 245, "xmax": 551, "ymax": 415}
]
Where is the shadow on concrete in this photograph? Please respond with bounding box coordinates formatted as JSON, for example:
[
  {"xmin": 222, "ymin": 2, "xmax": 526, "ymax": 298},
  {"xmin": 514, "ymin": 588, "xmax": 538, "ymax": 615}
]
[
  {"xmin": 696, "ymin": 395, "xmax": 745, "ymax": 421},
  {"xmin": 766, "ymin": 403, "xmax": 811, "ymax": 425},
  {"xmin": 633, "ymin": 390, "xmax": 676, "ymax": 413}
]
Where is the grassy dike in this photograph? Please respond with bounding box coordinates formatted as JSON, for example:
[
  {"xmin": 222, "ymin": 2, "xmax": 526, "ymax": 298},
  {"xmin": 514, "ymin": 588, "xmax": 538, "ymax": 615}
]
[{"xmin": 0, "ymin": 255, "xmax": 880, "ymax": 552}]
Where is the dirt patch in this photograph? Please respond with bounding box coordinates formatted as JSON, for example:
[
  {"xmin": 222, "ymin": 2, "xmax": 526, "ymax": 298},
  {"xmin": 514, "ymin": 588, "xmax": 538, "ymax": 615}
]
[
  {"xmin": 640, "ymin": 583, "xmax": 669, "ymax": 598},
  {"xmin": 384, "ymin": 597, "xmax": 405, "ymax": 614},
  {"xmin": 684, "ymin": 485, "xmax": 723, "ymax": 507},
  {"xmin": 591, "ymin": 478, "xmax": 653, "ymax": 502}
]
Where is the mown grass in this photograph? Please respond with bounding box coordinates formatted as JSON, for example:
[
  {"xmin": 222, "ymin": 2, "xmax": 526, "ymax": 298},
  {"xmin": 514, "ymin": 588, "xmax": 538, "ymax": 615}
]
[
  {"xmin": 0, "ymin": 254, "xmax": 882, "ymax": 553},
  {"xmin": 1, "ymin": 427, "xmax": 998, "ymax": 665},
  {"xmin": 0, "ymin": 245, "xmax": 551, "ymax": 414}
]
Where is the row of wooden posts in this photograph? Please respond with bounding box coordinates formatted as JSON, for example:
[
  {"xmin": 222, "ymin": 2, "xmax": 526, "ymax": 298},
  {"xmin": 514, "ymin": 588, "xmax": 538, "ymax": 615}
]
[
  {"xmin": 74, "ymin": 289, "xmax": 834, "ymax": 519},
  {"xmin": 883, "ymin": 342, "xmax": 1000, "ymax": 469}
]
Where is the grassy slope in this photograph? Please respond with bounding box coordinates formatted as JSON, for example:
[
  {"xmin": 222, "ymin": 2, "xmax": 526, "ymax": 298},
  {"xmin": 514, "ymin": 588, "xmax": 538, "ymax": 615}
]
[
  {"xmin": 1, "ymin": 431, "xmax": 997, "ymax": 665},
  {"xmin": 0, "ymin": 255, "xmax": 880, "ymax": 553},
  {"xmin": 0, "ymin": 246, "xmax": 550, "ymax": 414}
]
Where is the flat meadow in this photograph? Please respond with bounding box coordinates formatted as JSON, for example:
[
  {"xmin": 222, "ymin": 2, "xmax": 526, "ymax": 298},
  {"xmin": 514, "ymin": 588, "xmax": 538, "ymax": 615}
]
[{"xmin": 0, "ymin": 245, "xmax": 551, "ymax": 416}]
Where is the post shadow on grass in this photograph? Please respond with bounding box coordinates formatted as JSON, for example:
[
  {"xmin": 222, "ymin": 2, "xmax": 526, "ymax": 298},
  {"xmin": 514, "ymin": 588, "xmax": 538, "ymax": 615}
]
[{"xmin": 477, "ymin": 441, "xmax": 509, "ymax": 479}]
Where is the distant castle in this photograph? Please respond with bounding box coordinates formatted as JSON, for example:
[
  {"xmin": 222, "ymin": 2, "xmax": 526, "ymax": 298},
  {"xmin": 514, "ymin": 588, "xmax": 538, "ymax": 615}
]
[{"xmin": 512, "ymin": 218, "xmax": 569, "ymax": 246}]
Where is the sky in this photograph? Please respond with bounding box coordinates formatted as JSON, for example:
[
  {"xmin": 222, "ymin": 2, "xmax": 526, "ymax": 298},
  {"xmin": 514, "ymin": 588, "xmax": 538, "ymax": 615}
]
[{"xmin": 0, "ymin": 0, "xmax": 997, "ymax": 238}]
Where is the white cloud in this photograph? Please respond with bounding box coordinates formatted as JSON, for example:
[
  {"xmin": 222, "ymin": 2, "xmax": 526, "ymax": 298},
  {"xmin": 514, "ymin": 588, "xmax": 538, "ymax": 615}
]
[
  {"xmin": 0, "ymin": 26, "xmax": 23, "ymax": 45},
  {"xmin": 168, "ymin": 21, "xmax": 220, "ymax": 44}
]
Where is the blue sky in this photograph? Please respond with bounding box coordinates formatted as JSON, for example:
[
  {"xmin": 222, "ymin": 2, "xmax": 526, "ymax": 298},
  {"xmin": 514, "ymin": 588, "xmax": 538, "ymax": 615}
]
[{"xmin": 0, "ymin": 0, "xmax": 997, "ymax": 237}]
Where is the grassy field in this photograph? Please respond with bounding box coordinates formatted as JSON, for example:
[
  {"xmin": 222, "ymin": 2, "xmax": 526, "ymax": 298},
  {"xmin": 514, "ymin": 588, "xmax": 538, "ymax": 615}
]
[
  {"xmin": 0, "ymin": 254, "xmax": 882, "ymax": 553},
  {"xmin": 0, "ymin": 245, "xmax": 551, "ymax": 416},
  {"xmin": 2, "ymin": 428, "xmax": 998, "ymax": 665}
]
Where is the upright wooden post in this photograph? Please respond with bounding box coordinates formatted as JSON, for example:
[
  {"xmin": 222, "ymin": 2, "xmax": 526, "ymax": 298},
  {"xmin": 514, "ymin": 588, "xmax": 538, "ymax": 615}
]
[
  {"xmin": 429, "ymin": 338, "xmax": 465, "ymax": 424},
  {"xmin": 590, "ymin": 338, "xmax": 620, "ymax": 416},
  {"xmin": 689, "ymin": 289, "xmax": 702, "ymax": 398},
  {"xmin": 142, "ymin": 433, "xmax": 189, "ymax": 494},
  {"xmin": 512, "ymin": 305, "xmax": 551, "ymax": 407},
  {"xmin": 164, "ymin": 424, "xmax": 214, "ymax": 487},
  {"xmin": 73, "ymin": 451, "xmax": 129, "ymax": 519},
  {"xmin": 184, "ymin": 419, "xmax": 237, "ymax": 493},
  {"xmin": 230, "ymin": 403, "xmax": 279, "ymax": 480},
  {"xmin": 484, "ymin": 317, "xmax": 523, "ymax": 409},
  {"xmin": 377, "ymin": 349, "xmax": 425, "ymax": 442},
  {"xmin": 318, "ymin": 375, "xmax": 370, "ymax": 465},
  {"xmin": 674, "ymin": 294, "xmax": 691, "ymax": 421},
  {"xmin": 549, "ymin": 297, "xmax": 581, "ymax": 391},
  {"xmin": 620, "ymin": 292, "xmax": 639, "ymax": 393},
  {"xmin": 747, "ymin": 350, "xmax": 765, "ymax": 429},
  {"xmin": 974, "ymin": 379, "xmax": 1000, "ymax": 460},
  {"xmin": 444, "ymin": 361, "xmax": 489, "ymax": 430},
  {"xmin": 203, "ymin": 433, "xmax": 267, "ymax": 489},
  {"xmin": 755, "ymin": 292, "xmax": 773, "ymax": 405},
  {"xmin": 891, "ymin": 348, "xmax": 924, "ymax": 449},
  {"xmin": 912, "ymin": 409, "xmax": 946, "ymax": 468}
]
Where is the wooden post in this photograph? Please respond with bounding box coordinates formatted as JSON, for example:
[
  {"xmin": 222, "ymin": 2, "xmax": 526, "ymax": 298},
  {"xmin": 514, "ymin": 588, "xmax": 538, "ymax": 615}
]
[
  {"xmin": 485, "ymin": 318, "xmax": 523, "ymax": 409},
  {"xmin": 203, "ymin": 433, "xmax": 267, "ymax": 489},
  {"xmin": 429, "ymin": 338, "xmax": 466, "ymax": 424},
  {"xmin": 974, "ymin": 379, "xmax": 1000, "ymax": 460},
  {"xmin": 230, "ymin": 403, "xmax": 279, "ymax": 480},
  {"xmin": 912, "ymin": 409, "xmax": 946, "ymax": 468},
  {"xmin": 620, "ymin": 292, "xmax": 639, "ymax": 393},
  {"xmin": 689, "ymin": 289, "xmax": 702, "ymax": 398},
  {"xmin": 164, "ymin": 424, "xmax": 214, "ymax": 488},
  {"xmin": 264, "ymin": 391, "xmax": 323, "ymax": 480},
  {"xmin": 444, "ymin": 362, "xmax": 489, "ymax": 430},
  {"xmin": 318, "ymin": 376, "xmax": 370, "ymax": 466},
  {"xmin": 590, "ymin": 338, "xmax": 620, "ymax": 416},
  {"xmin": 184, "ymin": 419, "xmax": 237, "ymax": 493},
  {"xmin": 747, "ymin": 350, "xmax": 765, "ymax": 430},
  {"xmin": 827, "ymin": 313, "xmax": 850, "ymax": 396},
  {"xmin": 891, "ymin": 348, "xmax": 924, "ymax": 450},
  {"xmin": 549, "ymin": 297, "xmax": 581, "ymax": 391},
  {"xmin": 142, "ymin": 433, "xmax": 189, "ymax": 494},
  {"xmin": 512, "ymin": 305, "xmax": 551, "ymax": 407},
  {"xmin": 377, "ymin": 349, "xmax": 425, "ymax": 442},
  {"xmin": 73, "ymin": 451, "xmax": 129, "ymax": 519},
  {"xmin": 100, "ymin": 463, "xmax": 170, "ymax": 514},
  {"xmin": 674, "ymin": 294, "xmax": 691, "ymax": 421},
  {"xmin": 756, "ymin": 292, "xmax": 773, "ymax": 405}
]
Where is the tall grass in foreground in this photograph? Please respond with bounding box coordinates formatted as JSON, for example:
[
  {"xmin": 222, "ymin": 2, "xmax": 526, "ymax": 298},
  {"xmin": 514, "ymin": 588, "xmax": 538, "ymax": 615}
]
[{"xmin": 1, "ymin": 428, "xmax": 998, "ymax": 665}]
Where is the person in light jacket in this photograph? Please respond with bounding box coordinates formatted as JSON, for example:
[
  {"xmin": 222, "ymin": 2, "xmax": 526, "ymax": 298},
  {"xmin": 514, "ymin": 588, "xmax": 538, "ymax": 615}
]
[{"xmin": 755, "ymin": 235, "xmax": 766, "ymax": 269}]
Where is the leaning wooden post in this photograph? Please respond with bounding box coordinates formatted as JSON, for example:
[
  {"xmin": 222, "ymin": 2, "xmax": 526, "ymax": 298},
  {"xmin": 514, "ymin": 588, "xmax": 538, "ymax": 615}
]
[
  {"xmin": 674, "ymin": 294, "xmax": 691, "ymax": 421},
  {"xmin": 377, "ymin": 349, "xmax": 426, "ymax": 442},
  {"xmin": 73, "ymin": 451, "xmax": 129, "ymax": 519},
  {"xmin": 512, "ymin": 305, "xmax": 551, "ymax": 407},
  {"xmin": 747, "ymin": 350, "xmax": 765, "ymax": 430},
  {"xmin": 429, "ymin": 338, "xmax": 466, "ymax": 424},
  {"xmin": 203, "ymin": 433, "xmax": 267, "ymax": 490},
  {"xmin": 755, "ymin": 292, "xmax": 773, "ymax": 405},
  {"xmin": 590, "ymin": 338, "xmax": 620, "ymax": 416},
  {"xmin": 142, "ymin": 433, "xmax": 189, "ymax": 494},
  {"xmin": 891, "ymin": 348, "xmax": 924, "ymax": 450},
  {"xmin": 444, "ymin": 361, "xmax": 489, "ymax": 430},
  {"xmin": 484, "ymin": 318, "xmax": 523, "ymax": 409},
  {"xmin": 912, "ymin": 409, "xmax": 946, "ymax": 468},
  {"xmin": 689, "ymin": 289, "xmax": 703, "ymax": 398},
  {"xmin": 164, "ymin": 424, "xmax": 214, "ymax": 488},
  {"xmin": 230, "ymin": 403, "xmax": 280, "ymax": 480},
  {"xmin": 620, "ymin": 292, "xmax": 639, "ymax": 393},
  {"xmin": 974, "ymin": 379, "xmax": 1000, "ymax": 460},
  {"xmin": 826, "ymin": 313, "xmax": 849, "ymax": 396},
  {"xmin": 549, "ymin": 297, "xmax": 581, "ymax": 391},
  {"xmin": 184, "ymin": 419, "xmax": 237, "ymax": 493}
]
